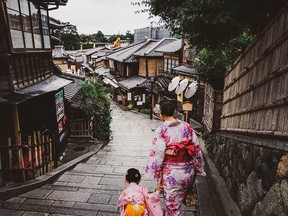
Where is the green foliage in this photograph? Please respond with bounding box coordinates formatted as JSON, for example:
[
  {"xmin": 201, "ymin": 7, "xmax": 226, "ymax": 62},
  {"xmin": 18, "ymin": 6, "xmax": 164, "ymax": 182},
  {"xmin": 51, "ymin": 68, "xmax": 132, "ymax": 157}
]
[
  {"xmin": 108, "ymin": 31, "xmax": 134, "ymax": 43},
  {"xmin": 194, "ymin": 32, "xmax": 255, "ymax": 89},
  {"xmin": 136, "ymin": 0, "xmax": 285, "ymax": 89},
  {"xmin": 82, "ymin": 44, "xmax": 94, "ymax": 49},
  {"xmin": 81, "ymin": 78, "xmax": 112, "ymax": 143},
  {"xmin": 54, "ymin": 22, "xmax": 81, "ymax": 50},
  {"xmin": 127, "ymin": 104, "xmax": 133, "ymax": 110},
  {"xmin": 205, "ymin": 134, "xmax": 217, "ymax": 155}
]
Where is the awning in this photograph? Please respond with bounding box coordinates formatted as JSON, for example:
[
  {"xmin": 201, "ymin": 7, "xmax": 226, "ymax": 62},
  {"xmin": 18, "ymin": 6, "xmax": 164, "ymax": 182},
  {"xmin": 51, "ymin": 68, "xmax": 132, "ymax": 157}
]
[
  {"xmin": 81, "ymin": 63, "xmax": 93, "ymax": 72},
  {"xmin": 103, "ymin": 77, "xmax": 119, "ymax": 88},
  {"xmin": 118, "ymin": 76, "xmax": 147, "ymax": 91},
  {"xmin": 96, "ymin": 66, "xmax": 110, "ymax": 76},
  {"xmin": 0, "ymin": 75, "xmax": 73, "ymax": 105}
]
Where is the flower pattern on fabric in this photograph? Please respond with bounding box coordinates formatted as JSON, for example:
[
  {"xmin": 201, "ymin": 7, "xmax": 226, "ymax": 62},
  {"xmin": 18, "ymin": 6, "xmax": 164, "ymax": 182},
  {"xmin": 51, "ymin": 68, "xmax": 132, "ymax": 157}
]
[
  {"xmin": 149, "ymin": 150, "xmax": 156, "ymax": 157},
  {"xmin": 117, "ymin": 183, "xmax": 163, "ymax": 216},
  {"xmin": 145, "ymin": 119, "xmax": 206, "ymax": 215},
  {"xmin": 166, "ymin": 176, "xmax": 177, "ymax": 185},
  {"xmin": 163, "ymin": 164, "xmax": 171, "ymax": 174}
]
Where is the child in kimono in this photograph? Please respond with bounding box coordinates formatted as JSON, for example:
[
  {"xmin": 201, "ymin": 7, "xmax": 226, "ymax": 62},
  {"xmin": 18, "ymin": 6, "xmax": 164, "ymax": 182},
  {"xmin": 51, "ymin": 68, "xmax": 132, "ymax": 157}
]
[
  {"xmin": 117, "ymin": 168, "xmax": 163, "ymax": 216},
  {"xmin": 145, "ymin": 99, "xmax": 206, "ymax": 216}
]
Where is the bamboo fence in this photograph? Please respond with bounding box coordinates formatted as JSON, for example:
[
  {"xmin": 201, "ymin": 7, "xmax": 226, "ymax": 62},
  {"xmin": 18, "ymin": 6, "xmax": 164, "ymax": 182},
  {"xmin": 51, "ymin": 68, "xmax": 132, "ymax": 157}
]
[
  {"xmin": 202, "ymin": 83, "xmax": 223, "ymax": 133},
  {"xmin": 221, "ymin": 7, "xmax": 288, "ymax": 138}
]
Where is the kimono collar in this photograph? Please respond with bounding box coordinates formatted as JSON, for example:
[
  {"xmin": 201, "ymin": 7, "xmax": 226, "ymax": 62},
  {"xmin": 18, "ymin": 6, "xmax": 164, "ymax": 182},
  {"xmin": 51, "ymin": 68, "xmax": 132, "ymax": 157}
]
[
  {"xmin": 129, "ymin": 182, "xmax": 138, "ymax": 186},
  {"xmin": 163, "ymin": 119, "xmax": 181, "ymax": 127}
]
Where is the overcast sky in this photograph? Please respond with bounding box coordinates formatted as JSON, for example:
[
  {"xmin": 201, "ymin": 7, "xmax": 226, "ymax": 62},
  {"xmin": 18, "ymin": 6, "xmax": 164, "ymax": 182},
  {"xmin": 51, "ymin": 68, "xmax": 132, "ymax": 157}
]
[{"xmin": 49, "ymin": 0, "xmax": 161, "ymax": 35}]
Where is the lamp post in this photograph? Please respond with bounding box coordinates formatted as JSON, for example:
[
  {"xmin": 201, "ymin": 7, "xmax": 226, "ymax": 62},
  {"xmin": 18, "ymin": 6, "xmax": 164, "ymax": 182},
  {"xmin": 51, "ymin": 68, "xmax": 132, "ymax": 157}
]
[{"xmin": 150, "ymin": 76, "xmax": 155, "ymax": 120}]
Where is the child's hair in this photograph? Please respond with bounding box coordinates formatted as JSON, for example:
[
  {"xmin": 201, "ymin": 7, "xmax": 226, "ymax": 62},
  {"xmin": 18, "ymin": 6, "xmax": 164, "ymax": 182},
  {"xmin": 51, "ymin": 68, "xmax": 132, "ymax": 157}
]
[
  {"xmin": 159, "ymin": 99, "xmax": 176, "ymax": 117},
  {"xmin": 126, "ymin": 168, "xmax": 141, "ymax": 184}
]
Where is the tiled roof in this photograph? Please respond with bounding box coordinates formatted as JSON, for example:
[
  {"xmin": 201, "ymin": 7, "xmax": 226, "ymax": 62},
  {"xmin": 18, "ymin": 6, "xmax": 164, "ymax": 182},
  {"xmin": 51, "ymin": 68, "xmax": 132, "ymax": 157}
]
[
  {"xmin": 134, "ymin": 38, "xmax": 177, "ymax": 57},
  {"xmin": 137, "ymin": 79, "xmax": 162, "ymax": 93},
  {"xmin": 70, "ymin": 90, "xmax": 93, "ymax": 110},
  {"xmin": 108, "ymin": 41, "xmax": 148, "ymax": 63},
  {"xmin": 155, "ymin": 39, "xmax": 182, "ymax": 53},
  {"xmin": 118, "ymin": 76, "xmax": 147, "ymax": 91},
  {"xmin": 173, "ymin": 65, "xmax": 197, "ymax": 75},
  {"xmin": 52, "ymin": 45, "xmax": 69, "ymax": 58},
  {"xmin": 158, "ymin": 75, "xmax": 172, "ymax": 89},
  {"xmin": 96, "ymin": 66, "xmax": 110, "ymax": 76},
  {"xmin": 81, "ymin": 63, "xmax": 93, "ymax": 72},
  {"xmin": 84, "ymin": 47, "xmax": 106, "ymax": 56},
  {"xmin": 62, "ymin": 75, "xmax": 85, "ymax": 102},
  {"xmin": 0, "ymin": 76, "xmax": 73, "ymax": 105}
]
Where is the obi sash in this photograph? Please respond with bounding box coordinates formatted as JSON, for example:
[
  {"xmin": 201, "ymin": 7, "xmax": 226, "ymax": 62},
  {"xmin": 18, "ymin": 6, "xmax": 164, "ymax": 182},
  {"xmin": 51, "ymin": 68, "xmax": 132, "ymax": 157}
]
[{"xmin": 164, "ymin": 139, "xmax": 195, "ymax": 163}]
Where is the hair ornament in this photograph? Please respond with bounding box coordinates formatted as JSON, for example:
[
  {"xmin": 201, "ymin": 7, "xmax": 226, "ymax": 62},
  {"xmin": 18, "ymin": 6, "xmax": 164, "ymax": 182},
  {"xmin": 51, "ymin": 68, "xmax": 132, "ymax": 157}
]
[{"xmin": 135, "ymin": 173, "xmax": 139, "ymax": 177}]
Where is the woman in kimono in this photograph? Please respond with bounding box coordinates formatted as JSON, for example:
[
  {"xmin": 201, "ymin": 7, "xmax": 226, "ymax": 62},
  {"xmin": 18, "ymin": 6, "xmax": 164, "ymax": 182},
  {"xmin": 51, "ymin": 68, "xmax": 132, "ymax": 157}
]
[
  {"xmin": 117, "ymin": 168, "xmax": 163, "ymax": 216},
  {"xmin": 145, "ymin": 99, "xmax": 206, "ymax": 216}
]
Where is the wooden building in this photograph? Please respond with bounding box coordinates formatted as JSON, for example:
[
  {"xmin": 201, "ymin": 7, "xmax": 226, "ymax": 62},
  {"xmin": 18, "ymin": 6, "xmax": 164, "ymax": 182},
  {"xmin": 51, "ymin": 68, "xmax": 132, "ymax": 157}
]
[
  {"xmin": 0, "ymin": 0, "xmax": 70, "ymax": 183},
  {"xmin": 108, "ymin": 41, "xmax": 148, "ymax": 78},
  {"xmin": 154, "ymin": 39, "xmax": 182, "ymax": 102}
]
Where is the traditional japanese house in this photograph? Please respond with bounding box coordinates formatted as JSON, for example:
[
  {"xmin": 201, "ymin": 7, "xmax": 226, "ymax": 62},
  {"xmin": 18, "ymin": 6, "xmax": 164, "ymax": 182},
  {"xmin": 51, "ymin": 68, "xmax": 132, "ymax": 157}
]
[
  {"xmin": 0, "ymin": 0, "xmax": 71, "ymax": 183},
  {"xmin": 134, "ymin": 38, "xmax": 180, "ymax": 107},
  {"xmin": 49, "ymin": 16, "xmax": 65, "ymax": 49},
  {"xmin": 107, "ymin": 40, "xmax": 148, "ymax": 78},
  {"xmin": 107, "ymin": 41, "xmax": 149, "ymax": 105},
  {"xmin": 52, "ymin": 45, "xmax": 74, "ymax": 72}
]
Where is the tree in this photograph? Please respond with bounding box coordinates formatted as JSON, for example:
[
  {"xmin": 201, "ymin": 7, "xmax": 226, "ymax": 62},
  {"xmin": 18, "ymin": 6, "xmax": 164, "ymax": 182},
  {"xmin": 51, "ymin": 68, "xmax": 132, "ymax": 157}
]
[
  {"xmin": 136, "ymin": 0, "xmax": 285, "ymax": 89},
  {"xmin": 108, "ymin": 31, "xmax": 134, "ymax": 43},
  {"xmin": 91, "ymin": 30, "xmax": 107, "ymax": 43},
  {"xmin": 81, "ymin": 78, "xmax": 112, "ymax": 143},
  {"xmin": 54, "ymin": 22, "xmax": 81, "ymax": 50}
]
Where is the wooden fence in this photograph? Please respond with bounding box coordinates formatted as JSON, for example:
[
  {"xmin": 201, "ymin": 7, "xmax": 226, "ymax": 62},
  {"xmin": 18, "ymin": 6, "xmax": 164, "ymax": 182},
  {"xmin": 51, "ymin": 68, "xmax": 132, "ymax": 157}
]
[
  {"xmin": 0, "ymin": 130, "xmax": 55, "ymax": 184},
  {"xmin": 221, "ymin": 6, "xmax": 288, "ymax": 138},
  {"xmin": 202, "ymin": 83, "xmax": 223, "ymax": 133},
  {"xmin": 70, "ymin": 118, "xmax": 93, "ymax": 138}
]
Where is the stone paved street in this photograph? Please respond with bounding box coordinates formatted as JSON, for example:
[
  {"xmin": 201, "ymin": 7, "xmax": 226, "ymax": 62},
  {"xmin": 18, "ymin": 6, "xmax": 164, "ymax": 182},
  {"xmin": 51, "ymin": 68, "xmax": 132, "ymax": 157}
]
[{"xmin": 0, "ymin": 104, "xmax": 197, "ymax": 215}]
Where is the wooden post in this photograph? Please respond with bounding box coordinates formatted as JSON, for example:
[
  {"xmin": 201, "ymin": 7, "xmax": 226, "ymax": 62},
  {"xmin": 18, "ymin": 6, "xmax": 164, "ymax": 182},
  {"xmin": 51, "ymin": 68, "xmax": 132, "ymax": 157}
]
[
  {"xmin": 185, "ymin": 111, "xmax": 189, "ymax": 122},
  {"xmin": 16, "ymin": 132, "xmax": 25, "ymax": 181},
  {"xmin": 37, "ymin": 131, "xmax": 43, "ymax": 176},
  {"xmin": 8, "ymin": 137, "xmax": 12, "ymax": 170},
  {"xmin": 33, "ymin": 131, "xmax": 39, "ymax": 177},
  {"xmin": 27, "ymin": 135, "xmax": 32, "ymax": 179}
]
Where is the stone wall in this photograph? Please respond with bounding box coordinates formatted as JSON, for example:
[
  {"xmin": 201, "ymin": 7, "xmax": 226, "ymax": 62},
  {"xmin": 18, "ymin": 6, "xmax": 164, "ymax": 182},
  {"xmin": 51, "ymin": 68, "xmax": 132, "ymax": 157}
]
[{"xmin": 211, "ymin": 132, "xmax": 288, "ymax": 216}]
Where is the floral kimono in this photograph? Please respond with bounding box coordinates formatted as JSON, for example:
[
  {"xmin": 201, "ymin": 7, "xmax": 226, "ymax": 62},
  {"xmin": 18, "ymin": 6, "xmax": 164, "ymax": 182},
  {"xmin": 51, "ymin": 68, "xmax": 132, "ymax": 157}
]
[
  {"xmin": 145, "ymin": 120, "xmax": 206, "ymax": 216},
  {"xmin": 117, "ymin": 182, "xmax": 163, "ymax": 216}
]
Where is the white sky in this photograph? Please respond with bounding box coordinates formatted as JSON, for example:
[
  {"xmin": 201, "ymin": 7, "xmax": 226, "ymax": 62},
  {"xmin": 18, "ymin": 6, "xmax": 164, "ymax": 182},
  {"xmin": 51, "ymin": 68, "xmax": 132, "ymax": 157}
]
[{"xmin": 49, "ymin": 0, "xmax": 161, "ymax": 35}]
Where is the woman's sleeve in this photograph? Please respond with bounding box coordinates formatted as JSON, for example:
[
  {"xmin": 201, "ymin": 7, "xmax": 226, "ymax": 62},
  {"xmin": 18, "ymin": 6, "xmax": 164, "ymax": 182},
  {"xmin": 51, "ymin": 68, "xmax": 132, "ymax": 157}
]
[
  {"xmin": 145, "ymin": 127, "xmax": 167, "ymax": 180},
  {"xmin": 192, "ymin": 130, "xmax": 206, "ymax": 176}
]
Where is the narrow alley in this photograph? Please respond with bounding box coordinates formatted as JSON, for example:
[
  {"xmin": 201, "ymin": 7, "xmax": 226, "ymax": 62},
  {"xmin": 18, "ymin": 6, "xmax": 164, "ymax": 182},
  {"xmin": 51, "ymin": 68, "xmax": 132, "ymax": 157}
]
[{"xmin": 0, "ymin": 104, "xmax": 199, "ymax": 215}]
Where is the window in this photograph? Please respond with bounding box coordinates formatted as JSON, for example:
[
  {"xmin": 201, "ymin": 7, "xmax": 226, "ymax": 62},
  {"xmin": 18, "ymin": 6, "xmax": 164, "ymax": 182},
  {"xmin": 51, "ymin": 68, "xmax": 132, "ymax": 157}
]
[
  {"xmin": 164, "ymin": 58, "xmax": 168, "ymax": 71},
  {"xmin": 30, "ymin": 1, "xmax": 42, "ymax": 49},
  {"xmin": 20, "ymin": 0, "xmax": 33, "ymax": 48},
  {"xmin": 41, "ymin": 9, "xmax": 50, "ymax": 48},
  {"xmin": 7, "ymin": 0, "xmax": 49, "ymax": 50},
  {"xmin": 7, "ymin": 0, "xmax": 25, "ymax": 48}
]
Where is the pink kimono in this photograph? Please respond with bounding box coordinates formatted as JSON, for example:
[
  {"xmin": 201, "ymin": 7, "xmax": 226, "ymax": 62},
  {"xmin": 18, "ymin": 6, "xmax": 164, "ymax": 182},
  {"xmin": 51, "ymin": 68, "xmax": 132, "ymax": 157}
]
[
  {"xmin": 117, "ymin": 182, "xmax": 163, "ymax": 216},
  {"xmin": 145, "ymin": 120, "xmax": 206, "ymax": 216}
]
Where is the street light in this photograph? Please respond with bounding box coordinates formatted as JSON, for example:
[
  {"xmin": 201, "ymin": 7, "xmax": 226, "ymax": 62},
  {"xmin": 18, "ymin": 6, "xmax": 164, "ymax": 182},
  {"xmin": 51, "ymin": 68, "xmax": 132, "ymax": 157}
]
[{"xmin": 150, "ymin": 76, "xmax": 155, "ymax": 120}]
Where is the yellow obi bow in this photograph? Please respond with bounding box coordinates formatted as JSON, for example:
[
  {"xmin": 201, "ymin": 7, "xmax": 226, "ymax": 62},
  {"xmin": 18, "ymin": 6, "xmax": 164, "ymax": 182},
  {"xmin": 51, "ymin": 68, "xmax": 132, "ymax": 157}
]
[{"xmin": 125, "ymin": 202, "xmax": 147, "ymax": 216}]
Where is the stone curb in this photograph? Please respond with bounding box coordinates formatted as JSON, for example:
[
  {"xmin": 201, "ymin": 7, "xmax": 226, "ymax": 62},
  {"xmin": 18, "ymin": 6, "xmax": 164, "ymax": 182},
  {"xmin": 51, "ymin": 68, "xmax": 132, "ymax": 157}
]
[
  {"xmin": 200, "ymin": 140, "xmax": 242, "ymax": 216},
  {"xmin": 0, "ymin": 144, "xmax": 103, "ymax": 201}
]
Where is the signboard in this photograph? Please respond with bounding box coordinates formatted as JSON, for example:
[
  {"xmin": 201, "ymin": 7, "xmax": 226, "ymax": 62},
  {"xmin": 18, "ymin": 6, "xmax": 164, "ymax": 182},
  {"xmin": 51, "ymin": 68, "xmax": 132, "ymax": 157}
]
[
  {"xmin": 127, "ymin": 92, "xmax": 131, "ymax": 101},
  {"xmin": 55, "ymin": 89, "xmax": 66, "ymax": 142},
  {"xmin": 182, "ymin": 101, "xmax": 193, "ymax": 111}
]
